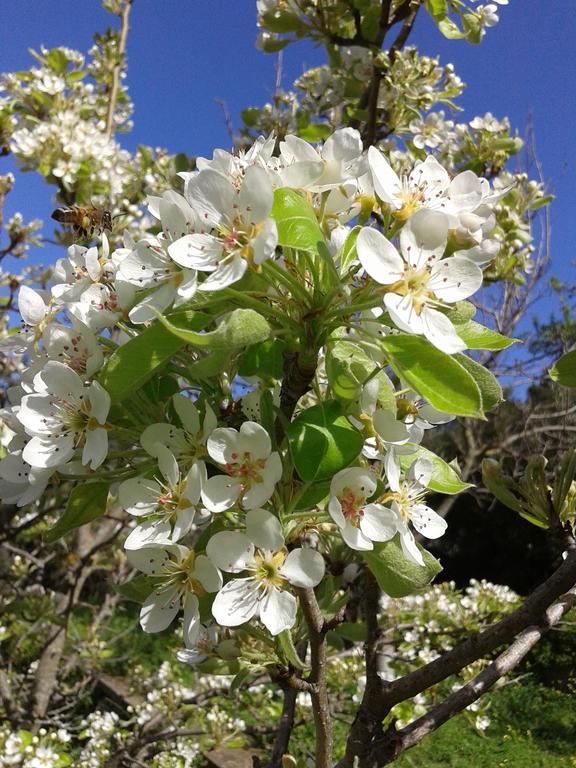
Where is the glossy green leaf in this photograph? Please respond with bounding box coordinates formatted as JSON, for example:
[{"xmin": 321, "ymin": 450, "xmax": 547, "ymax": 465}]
[
  {"xmin": 238, "ymin": 338, "xmax": 285, "ymax": 379},
  {"xmin": 399, "ymin": 446, "xmax": 474, "ymax": 495},
  {"xmin": 156, "ymin": 308, "xmax": 270, "ymax": 350},
  {"xmin": 549, "ymin": 350, "xmax": 576, "ymax": 388},
  {"xmin": 455, "ymin": 354, "xmax": 503, "ymax": 412},
  {"xmin": 45, "ymin": 482, "xmax": 109, "ymax": 543},
  {"xmin": 339, "ymin": 225, "xmax": 360, "ymax": 275},
  {"xmin": 286, "ymin": 400, "xmax": 363, "ymax": 482},
  {"xmin": 363, "ymin": 534, "xmax": 442, "ymax": 598},
  {"xmin": 271, "ymin": 188, "xmax": 324, "ymax": 251},
  {"xmin": 116, "ymin": 574, "xmax": 155, "ymax": 603},
  {"xmin": 455, "ymin": 320, "xmax": 517, "ymax": 351},
  {"xmin": 98, "ymin": 311, "xmax": 209, "ymax": 402},
  {"xmin": 276, "ymin": 629, "xmax": 308, "ymax": 670},
  {"xmin": 380, "ymin": 335, "xmax": 483, "ymax": 417}
]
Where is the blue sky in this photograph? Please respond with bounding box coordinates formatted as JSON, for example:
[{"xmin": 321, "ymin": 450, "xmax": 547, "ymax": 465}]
[{"xmin": 1, "ymin": 1, "xmax": 575, "ymax": 321}]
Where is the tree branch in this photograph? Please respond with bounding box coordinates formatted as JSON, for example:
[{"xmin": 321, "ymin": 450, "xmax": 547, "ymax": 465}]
[
  {"xmin": 376, "ymin": 586, "xmax": 576, "ymax": 764},
  {"xmin": 337, "ymin": 547, "xmax": 576, "ymax": 767},
  {"xmin": 105, "ymin": 0, "xmax": 132, "ymax": 138}
]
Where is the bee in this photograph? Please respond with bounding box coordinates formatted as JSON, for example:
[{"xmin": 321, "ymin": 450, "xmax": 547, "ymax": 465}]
[{"xmin": 51, "ymin": 205, "xmax": 113, "ymax": 240}]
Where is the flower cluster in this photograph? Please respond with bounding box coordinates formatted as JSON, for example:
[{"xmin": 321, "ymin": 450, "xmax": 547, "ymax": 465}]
[{"xmin": 0, "ymin": 126, "xmax": 509, "ymax": 653}]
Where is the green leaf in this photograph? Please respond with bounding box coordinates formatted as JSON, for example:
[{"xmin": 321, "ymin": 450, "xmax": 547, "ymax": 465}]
[
  {"xmin": 326, "ymin": 339, "xmax": 395, "ymax": 409},
  {"xmin": 276, "ymin": 629, "xmax": 308, "ymax": 670},
  {"xmin": 238, "ymin": 338, "xmax": 285, "ymax": 379},
  {"xmin": 98, "ymin": 312, "xmax": 209, "ymax": 402},
  {"xmin": 549, "ymin": 350, "xmax": 576, "ymax": 388},
  {"xmin": 438, "ymin": 16, "xmax": 464, "ymax": 39},
  {"xmin": 425, "ymin": 0, "xmax": 448, "ymax": 19},
  {"xmin": 455, "ymin": 320, "xmax": 517, "ymax": 351},
  {"xmin": 455, "ymin": 354, "xmax": 503, "ymax": 412},
  {"xmin": 157, "ymin": 308, "xmax": 270, "ymax": 350},
  {"xmin": 399, "ymin": 446, "xmax": 473, "ymax": 495},
  {"xmin": 380, "ymin": 335, "xmax": 483, "ymax": 417},
  {"xmin": 481, "ymin": 459, "xmax": 524, "ymax": 514},
  {"xmin": 298, "ymin": 123, "xmax": 332, "ymax": 142},
  {"xmin": 286, "ymin": 400, "xmax": 363, "ymax": 482},
  {"xmin": 45, "ymin": 482, "xmax": 109, "ymax": 543},
  {"xmin": 446, "ymin": 301, "xmax": 476, "ymax": 324},
  {"xmin": 339, "ymin": 225, "xmax": 360, "ymax": 275},
  {"xmin": 229, "ymin": 665, "xmax": 256, "ymax": 696},
  {"xmin": 363, "ymin": 534, "xmax": 442, "ymax": 598},
  {"xmin": 271, "ymin": 188, "xmax": 324, "ymax": 251}
]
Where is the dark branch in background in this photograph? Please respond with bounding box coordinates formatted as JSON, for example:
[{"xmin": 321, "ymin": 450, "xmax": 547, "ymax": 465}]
[
  {"xmin": 336, "ymin": 546, "xmax": 576, "ymax": 767},
  {"xmin": 377, "ymin": 586, "xmax": 576, "ymax": 764},
  {"xmin": 105, "ymin": 0, "xmax": 132, "ymax": 138}
]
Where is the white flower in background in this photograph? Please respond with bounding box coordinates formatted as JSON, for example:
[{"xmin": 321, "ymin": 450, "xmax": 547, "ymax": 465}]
[
  {"xmin": 17, "ymin": 361, "xmax": 110, "ymax": 469},
  {"xmin": 0, "ymin": 440, "xmax": 53, "ymax": 506},
  {"xmin": 168, "ymin": 165, "xmax": 277, "ymax": 291},
  {"xmin": 202, "ymin": 421, "xmax": 282, "ymax": 512},
  {"xmin": 386, "ymin": 458, "xmax": 447, "ymax": 565},
  {"xmin": 118, "ymin": 235, "xmax": 197, "ymax": 323},
  {"xmin": 367, "ymin": 146, "xmax": 485, "ymax": 222},
  {"xmin": 409, "ymin": 111, "xmax": 455, "ymax": 150},
  {"xmin": 328, "ymin": 467, "xmax": 397, "ymax": 551},
  {"xmin": 120, "ymin": 445, "xmax": 208, "ymax": 550},
  {"xmin": 476, "ymin": 3, "xmax": 500, "ymax": 27},
  {"xmin": 357, "ymin": 209, "xmax": 483, "ymax": 353},
  {"xmin": 141, "ymin": 395, "xmax": 217, "ymax": 462},
  {"xmin": 126, "ymin": 545, "xmax": 222, "ymax": 647},
  {"xmin": 51, "ymin": 235, "xmax": 117, "ymax": 303},
  {"xmin": 455, "ymin": 237, "xmax": 500, "ymax": 267},
  {"xmin": 207, "ymin": 509, "xmax": 325, "ymax": 635},
  {"xmin": 193, "ymin": 134, "xmax": 276, "ymax": 185},
  {"xmin": 278, "ymin": 128, "xmax": 366, "ymax": 191}
]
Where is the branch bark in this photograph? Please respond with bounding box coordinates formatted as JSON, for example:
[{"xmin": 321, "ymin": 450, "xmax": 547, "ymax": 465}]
[
  {"xmin": 105, "ymin": 0, "xmax": 132, "ymax": 138},
  {"xmin": 337, "ymin": 547, "xmax": 576, "ymax": 767}
]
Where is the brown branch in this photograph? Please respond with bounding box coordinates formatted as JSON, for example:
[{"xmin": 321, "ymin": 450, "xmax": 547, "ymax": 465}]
[
  {"xmin": 105, "ymin": 0, "xmax": 132, "ymax": 138},
  {"xmin": 337, "ymin": 547, "xmax": 576, "ymax": 767},
  {"xmin": 376, "ymin": 586, "xmax": 576, "ymax": 764},
  {"xmin": 269, "ymin": 688, "xmax": 298, "ymax": 768},
  {"xmin": 298, "ymin": 587, "xmax": 333, "ymax": 768}
]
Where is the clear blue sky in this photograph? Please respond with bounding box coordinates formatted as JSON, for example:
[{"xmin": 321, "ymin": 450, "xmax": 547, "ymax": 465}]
[{"xmin": 1, "ymin": 1, "xmax": 575, "ymax": 316}]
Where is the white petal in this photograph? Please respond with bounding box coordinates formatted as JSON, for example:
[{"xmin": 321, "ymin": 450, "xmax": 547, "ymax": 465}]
[
  {"xmin": 140, "ymin": 587, "xmax": 180, "ymax": 633},
  {"xmin": 420, "ymin": 307, "xmax": 466, "ymax": 354},
  {"xmin": 193, "ymin": 554, "xmax": 223, "ymax": 592},
  {"xmin": 185, "ymin": 169, "xmax": 234, "ymax": 227},
  {"xmin": 360, "ymin": 504, "xmax": 398, "ymax": 542},
  {"xmin": 399, "ymin": 209, "xmax": 449, "ymax": 268},
  {"xmin": 119, "ymin": 476, "xmax": 160, "ymax": 516},
  {"xmin": 259, "ymin": 586, "xmax": 297, "ymax": 635},
  {"xmin": 83, "ymin": 428, "xmax": 108, "ymax": 469},
  {"xmin": 341, "ymin": 522, "xmax": 374, "ymax": 551},
  {"xmin": 124, "ymin": 519, "xmax": 172, "ymax": 550},
  {"xmin": 241, "ymin": 479, "xmax": 276, "ymax": 510},
  {"xmin": 183, "ymin": 593, "xmax": 201, "ymax": 648},
  {"xmin": 201, "ymin": 474, "xmax": 241, "ymax": 513},
  {"xmin": 368, "ymin": 146, "xmax": 401, "ymax": 206},
  {"xmin": 408, "ymin": 458, "xmax": 433, "ymax": 487},
  {"xmin": 18, "ymin": 286, "xmax": 47, "ymax": 326},
  {"xmin": 239, "ymin": 421, "xmax": 271, "ymax": 459},
  {"xmin": 157, "ymin": 445, "xmax": 179, "ymax": 488},
  {"xmin": 373, "ymin": 409, "xmax": 410, "ymax": 445},
  {"xmin": 211, "ymin": 577, "xmax": 260, "ymax": 627},
  {"xmin": 207, "ymin": 427, "xmax": 238, "ymax": 464},
  {"xmin": 411, "ymin": 504, "xmax": 447, "ymax": 539},
  {"xmin": 239, "ymin": 165, "xmax": 273, "ymax": 224},
  {"xmin": 398, "ymin": 525, "xmax": 425, "ymax": 566},
  {"xmin": 252, "ymin": 218, "xmax": 278, "ymax": 265},
  {"xmin": 125, "ymin": 546, "xmax": 169, "ymax": 575},
  {"xmin": 448, "ymin": 171, "xmax": 483, "ymax": 213},
  {"xmin": 357, "ymin": 228, "xmax": 404, "ymax": 284},
  {"xmin": 280, "ymin": 548, "xmax": 325, "ymax": 588},
  {"xmin": 384, "ymin": 293, "xmax": 424, "ymax": 335},
  {"xmin": 246, "ymin": 508, "xmax": 284, "ymax": 551},
  {"xmin": 23, "ymin": 435, "xmax": 75, "ymax": 468},
  {"xmin": 198, "ymin": 256, "xmax": 247, "ymax": 291},
  {"xmin": 173, "ymin": 395, "xmax": 200, "ymax": 434},
  {"xmin": 37, "ymin": 361, "xmax": 83, "ymax": 400},
  {"xmin": 206, "ymin": 531, "xmax": 255, "ymax": 573},
  {"xmin": 168, "ymin": 233, "xmax": 222, "ymax": 270},
  {"xmin": 88, "ymin": 381, "xmax": 111, "ymax": 424},
  {"xmin": 429, "ymin": 257, "xmax": 483, "ymax": 302}
]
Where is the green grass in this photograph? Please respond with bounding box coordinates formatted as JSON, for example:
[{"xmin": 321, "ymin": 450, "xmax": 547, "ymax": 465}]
[{"xmin": 393, "ymin": 683, "xmax": 576, "ymax": 768}]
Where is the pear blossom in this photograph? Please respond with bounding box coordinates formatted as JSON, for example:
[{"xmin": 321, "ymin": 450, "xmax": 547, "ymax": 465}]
[
  {"xmin": 118, "ymin": 235, "xmax": 197, "ymax": 323},
  {"xmin": 140, "ymin": 395, "xmax": 217, "ymax": 462},
  {"xmin": 357, "ymin": 209, "xmax": 483, "ymax": 353},
  {"xmin": 0, "ymin": 441, "xmax": 53, "ymax": 506},
  {"xmin": 278, "ymin": 128, "xmax": 366, "ymax": 192},
  {"xmin": 120, "ymin": 445, "xmax": 208, "ymax": 550},
  {"xmin": 207, "ymin": 509, "xmax": 325, "ymax": 635},
  {"xmin": 328, "ymin": 467, "xmax": 397, "ymax": 551},
  {"xmin": 43, "ymin": 319, "xmax": 104, "ymax": 377},
  {"xmin": 386, "ymin": 458, "xmax": 447, "ymax": 566},
  {"xmin": 202, "ymin": 421, "xmax": 282, "ymax": 512},
  {"xmin": 17, "ymin": 361, "xmax": 110, "ymax": 469},
  {"xmin": 367, "ymin": 146, "xmax": 485, "ymax": 222},
  {"xmin": 167, "ymin": 165, "xmax": 278, "ymax": 291},
  {"xmin": 126, "ymin": 545, "xmax": 222, "ymax": 648}
]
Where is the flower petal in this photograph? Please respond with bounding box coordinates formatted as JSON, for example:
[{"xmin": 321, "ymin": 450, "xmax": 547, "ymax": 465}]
[
  {"xmin": 140, "ymin": 586, "xmax": 180, "ymax": 633},
  {"xmin": 259, "ymin": 586, "xmax": 297, "ymax": 635},
  {"xmin": 246, "ymin": 508, "xmax": 284, "ymax": 551},
  {"xmin": 211, "ymin": 577, "xmax": 260, "ymax": 627},
  {"xmin": 357, "ymin": 228, "xmax": 404, "ymax": 285},
  {"xmin": 206, "ymin": 531, "xmax": 254, "ymax": 573},
  {"xmin": 280, "ymin": 548, "xmax": 325, "ymax": 588}
]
